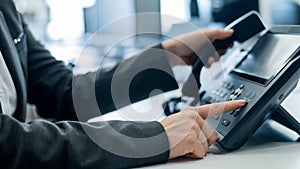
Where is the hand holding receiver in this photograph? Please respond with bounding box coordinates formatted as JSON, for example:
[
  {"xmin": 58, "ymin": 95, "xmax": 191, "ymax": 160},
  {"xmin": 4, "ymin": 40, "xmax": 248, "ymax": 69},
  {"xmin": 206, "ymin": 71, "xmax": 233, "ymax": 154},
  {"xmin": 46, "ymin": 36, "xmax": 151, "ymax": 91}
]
[
  {"xmin": 162, "ymin": 29, "xmax": 234, "ymax": 67},
  {"xmin": 213, "ymin": 11, "xmax": 267, "ymax": 50},
  {"xmin": 212, "ymin": 37, "xmax": 234, "ymax": 50}
]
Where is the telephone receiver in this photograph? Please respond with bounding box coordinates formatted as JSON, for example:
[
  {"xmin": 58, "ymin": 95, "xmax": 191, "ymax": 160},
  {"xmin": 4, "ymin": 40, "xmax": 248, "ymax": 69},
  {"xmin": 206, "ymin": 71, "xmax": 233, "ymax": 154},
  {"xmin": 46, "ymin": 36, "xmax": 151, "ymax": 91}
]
[{"xmin": 163, "ymin": 11, "xmax": 300, "ymax": 150}]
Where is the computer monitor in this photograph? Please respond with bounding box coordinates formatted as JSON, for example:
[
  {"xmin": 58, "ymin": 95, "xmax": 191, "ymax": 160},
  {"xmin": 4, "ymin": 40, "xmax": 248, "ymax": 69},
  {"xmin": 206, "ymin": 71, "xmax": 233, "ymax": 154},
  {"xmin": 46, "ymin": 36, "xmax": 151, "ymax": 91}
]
[
  {"xmin": 83, "ymin": 0, "xmax": 161, "ymax": 48},
  {"xmin": 83, "ymin": 0, "xmax": 135, "ymax": 34},
  {"xmin": 83, "ymin": 0, "xmax": 160, "ymax": 34}
]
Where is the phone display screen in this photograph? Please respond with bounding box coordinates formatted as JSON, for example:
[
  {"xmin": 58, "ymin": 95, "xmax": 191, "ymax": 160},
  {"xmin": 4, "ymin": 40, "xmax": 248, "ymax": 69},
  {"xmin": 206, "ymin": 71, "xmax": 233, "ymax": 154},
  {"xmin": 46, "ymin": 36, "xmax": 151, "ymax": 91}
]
[{"xmin": 232, "ymin": 33, "xmax": 300, "ymax": 85}]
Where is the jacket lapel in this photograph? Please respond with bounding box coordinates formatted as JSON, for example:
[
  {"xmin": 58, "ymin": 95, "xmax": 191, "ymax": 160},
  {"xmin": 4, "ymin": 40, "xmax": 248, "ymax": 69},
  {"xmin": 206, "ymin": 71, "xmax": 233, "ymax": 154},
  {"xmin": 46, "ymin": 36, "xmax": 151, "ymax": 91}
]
[{"xmin": 0, "ymin": 11, "xmax": 26, "ymax": 121}]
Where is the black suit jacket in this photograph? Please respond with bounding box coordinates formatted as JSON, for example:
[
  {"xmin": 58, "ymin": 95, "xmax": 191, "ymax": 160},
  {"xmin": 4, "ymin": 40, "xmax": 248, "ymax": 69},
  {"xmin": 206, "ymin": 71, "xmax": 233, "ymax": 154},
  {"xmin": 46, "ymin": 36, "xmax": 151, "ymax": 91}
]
[{"xmin": 0, "ymin": 0, "xmax": 179, "ymax": 168}]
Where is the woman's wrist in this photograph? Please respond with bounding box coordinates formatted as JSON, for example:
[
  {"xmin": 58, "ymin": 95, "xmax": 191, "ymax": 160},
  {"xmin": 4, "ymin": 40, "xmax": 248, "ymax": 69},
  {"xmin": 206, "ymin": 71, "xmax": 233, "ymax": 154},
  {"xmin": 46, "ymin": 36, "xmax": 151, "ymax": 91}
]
[{"xmin": 162, "ymin": 39, "xmax": 194, "ymax": 67}]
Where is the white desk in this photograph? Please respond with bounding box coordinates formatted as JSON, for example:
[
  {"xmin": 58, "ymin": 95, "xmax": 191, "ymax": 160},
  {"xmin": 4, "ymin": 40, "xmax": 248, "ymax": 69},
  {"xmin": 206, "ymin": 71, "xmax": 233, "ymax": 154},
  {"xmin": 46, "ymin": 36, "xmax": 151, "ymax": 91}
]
[
  {"xmin": 143, "ymin": 143, "xmax": 300, "ymax": 169},
  {"xmin": 89, "ymin": 82, "xmax": 300, "ymax": 169},
  {"xmin": 141, "ymin": 119, "xmax": 300, "ymax": 169}
]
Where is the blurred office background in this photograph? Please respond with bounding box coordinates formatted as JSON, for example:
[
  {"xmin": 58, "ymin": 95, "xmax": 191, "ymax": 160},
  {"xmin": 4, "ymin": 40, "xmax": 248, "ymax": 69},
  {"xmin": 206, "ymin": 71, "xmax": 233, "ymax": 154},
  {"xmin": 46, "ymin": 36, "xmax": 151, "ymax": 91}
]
[
  {"xmin": 13, "ymin": 0, "xmax": 300, "ymax": 64},
  {"xmin": 12, "ymin": 0, "xmax": 300, "ymax": 93}
]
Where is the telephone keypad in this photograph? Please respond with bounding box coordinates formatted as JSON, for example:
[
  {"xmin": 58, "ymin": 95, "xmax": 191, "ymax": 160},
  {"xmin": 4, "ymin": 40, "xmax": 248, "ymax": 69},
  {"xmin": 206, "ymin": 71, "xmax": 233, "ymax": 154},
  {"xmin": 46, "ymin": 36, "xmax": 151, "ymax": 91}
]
[
  {"xmin": 201, "ymin": 82, "xmax": 253, "ymax": 123},
  {"xmin": 201, "ymin": 82, "xmax": 252, "ymax": 126},
  {"xmin": 228, "ymin": 84, "xmax": 245, "ymax": 100}
]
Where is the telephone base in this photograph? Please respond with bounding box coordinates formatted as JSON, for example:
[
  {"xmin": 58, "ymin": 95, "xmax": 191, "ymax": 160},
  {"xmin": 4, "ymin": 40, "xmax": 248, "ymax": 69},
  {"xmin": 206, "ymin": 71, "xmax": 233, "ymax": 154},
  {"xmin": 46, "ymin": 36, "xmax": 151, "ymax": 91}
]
[{"xmin": 270, "ymin": 105, "xmax": 300, "ymax": 135}]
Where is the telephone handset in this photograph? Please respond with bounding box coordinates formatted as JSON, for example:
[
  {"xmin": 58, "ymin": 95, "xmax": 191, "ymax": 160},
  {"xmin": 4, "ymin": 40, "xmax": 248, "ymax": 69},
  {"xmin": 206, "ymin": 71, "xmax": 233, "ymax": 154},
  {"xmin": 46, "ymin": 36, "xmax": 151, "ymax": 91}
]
[{"xmin": 163, "ymin": 11, "xmax": 300, "ymax": 150}]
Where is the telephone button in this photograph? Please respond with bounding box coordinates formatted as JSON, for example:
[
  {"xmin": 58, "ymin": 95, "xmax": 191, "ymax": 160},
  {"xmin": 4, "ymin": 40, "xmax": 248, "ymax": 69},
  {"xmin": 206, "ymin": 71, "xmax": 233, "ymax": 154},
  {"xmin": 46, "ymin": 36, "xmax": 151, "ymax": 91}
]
[
  {"xmin": 245, "ymin": 91, "xmax": 256, "ymax": 99},
  {"xmin": 214, "ymin": 115, "xmax": 221, "ymax": 120},
  {"xmin": 227, "ymin": 83, "xmax": 234, "ymax": 90},
  {"xmin": 229, "ymin": 95, "xmax": 236, "ymax": 100},
  {"xmin": 215, "ymin": 90, "xmax": 221, "ymax": 96},
  {"xmin": 221, "ymin": 82, "xmax": 235, "ymax": 90},
  {"xmin": 231, "ymin": 109, "xmax": 241, "ymax": 117},
  {"xmin": 236, "ymin": 91, "xmax": 242, "ymax": 97},
  {"xmin": 219, "ymin": 92, "xmax": 227, "ymax": 98},
  {"xmin": 234, "ymin": 89, "xmax": 239, "ymax": 95},
  {"xmin": 221, "ymin": 119, "xmax": 231, "ymax": 127}
]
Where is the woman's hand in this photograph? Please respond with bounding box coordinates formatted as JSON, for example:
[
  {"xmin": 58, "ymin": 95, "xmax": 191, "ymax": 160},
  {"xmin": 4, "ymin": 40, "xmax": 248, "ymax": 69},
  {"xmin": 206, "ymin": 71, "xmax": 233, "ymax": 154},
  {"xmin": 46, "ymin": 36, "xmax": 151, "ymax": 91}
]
[
  {"xmin": 161, "ymin": 100, "xmax": 246, "ymax": 159},
  {"xmin": 162, "ymin": 29, "xmax": 234, "ymax": 67}
]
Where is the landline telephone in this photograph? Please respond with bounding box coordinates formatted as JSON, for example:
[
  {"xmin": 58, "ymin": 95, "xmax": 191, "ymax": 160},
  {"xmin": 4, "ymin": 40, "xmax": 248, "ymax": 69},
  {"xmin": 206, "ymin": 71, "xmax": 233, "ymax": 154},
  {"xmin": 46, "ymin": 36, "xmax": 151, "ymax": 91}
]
[{"xmin": 163, "ymin": 11, "xmax": 300, "ymax": 150}]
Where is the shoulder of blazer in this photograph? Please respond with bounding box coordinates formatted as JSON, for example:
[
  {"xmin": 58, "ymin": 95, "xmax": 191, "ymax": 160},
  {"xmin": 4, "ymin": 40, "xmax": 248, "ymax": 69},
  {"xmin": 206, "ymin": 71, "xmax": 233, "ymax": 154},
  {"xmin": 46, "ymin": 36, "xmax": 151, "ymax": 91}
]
[
  {"xmin": 0, "ymin": 1, "xmax": 24, "ymax": 41},
  {"xmin": 0, "ymin": 1, "xmax": 27, "ymax": 74}
]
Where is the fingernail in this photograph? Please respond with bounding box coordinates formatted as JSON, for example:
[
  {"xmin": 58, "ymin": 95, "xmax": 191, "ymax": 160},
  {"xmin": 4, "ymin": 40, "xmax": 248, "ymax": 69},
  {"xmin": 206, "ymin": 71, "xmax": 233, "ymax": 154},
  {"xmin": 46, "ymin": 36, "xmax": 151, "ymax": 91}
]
[
  {"xmin": 225, "ymin": 29, "xmax": 234, "ymax": 34},
  {"xmin": 237, "ymin": 100, "xmax": 247, "ymax": 105}
]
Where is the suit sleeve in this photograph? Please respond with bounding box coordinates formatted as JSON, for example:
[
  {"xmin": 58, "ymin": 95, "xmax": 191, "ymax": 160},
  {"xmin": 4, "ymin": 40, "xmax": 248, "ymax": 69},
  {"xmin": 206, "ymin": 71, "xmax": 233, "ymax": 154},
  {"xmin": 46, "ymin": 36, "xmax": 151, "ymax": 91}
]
[
  {"xmin": 26, "ymin": 20, "xmax": 178, "ymax": 121},
  {"xmin": 0, "ymin": 114, "xmax": 170, "ymax": 169},
  {"xmin": 71, "ymin": 46, "xmax": 179, "ymax": 121},
  {"xmin": 25, "ymin": 21, "xmax": 77, "ymax": 120}
]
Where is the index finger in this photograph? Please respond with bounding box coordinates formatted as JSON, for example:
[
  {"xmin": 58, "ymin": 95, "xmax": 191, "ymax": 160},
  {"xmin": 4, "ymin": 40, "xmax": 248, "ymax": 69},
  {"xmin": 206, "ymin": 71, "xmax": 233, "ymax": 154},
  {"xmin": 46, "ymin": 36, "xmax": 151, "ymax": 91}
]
[
  {"xmin": 203, "ymin": 29, "xmax": 234, "ymax": 41},
  {"xmin": 195, "ymin": 100, "xmax": 246, "ymax": 119}
]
